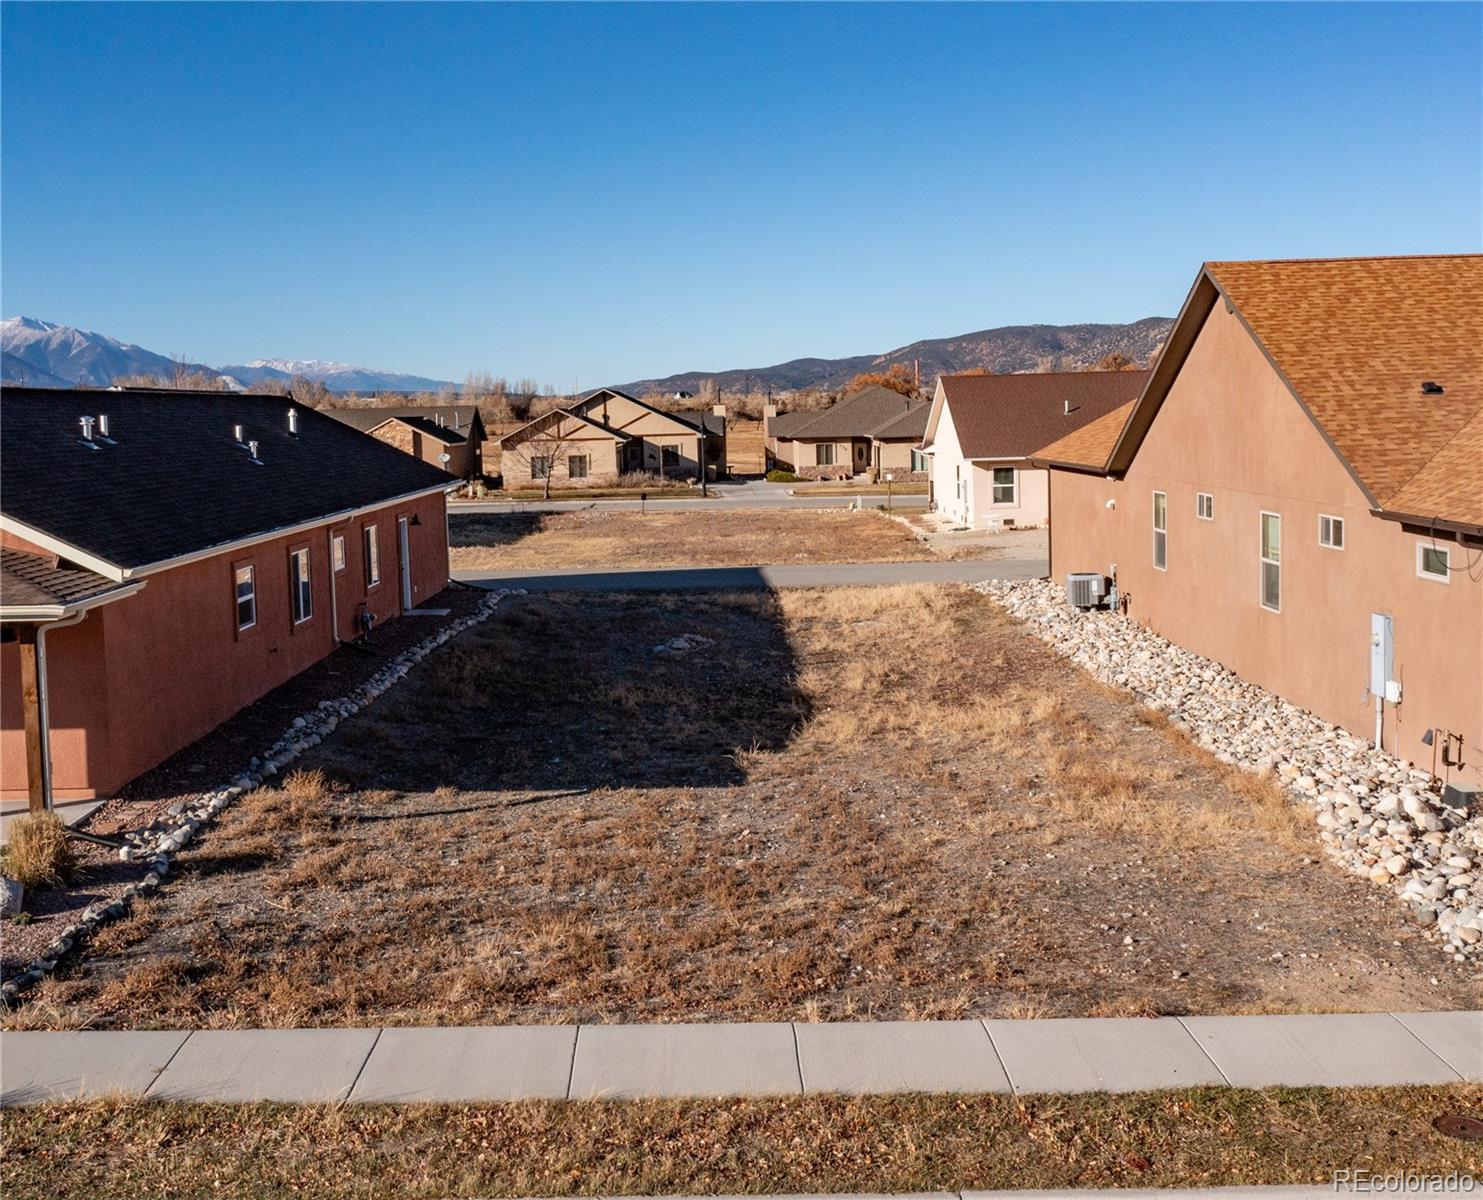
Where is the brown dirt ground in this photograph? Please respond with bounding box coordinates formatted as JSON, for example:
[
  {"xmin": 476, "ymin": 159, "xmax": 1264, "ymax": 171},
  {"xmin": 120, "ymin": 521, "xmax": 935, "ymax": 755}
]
[
  {"xmin": 449, "ymin": 509, "xmax": 938, "ymax": 571},
  {"xmin": 10, "ymin": 584, "xmax": 1477, "ymax": 1031}
]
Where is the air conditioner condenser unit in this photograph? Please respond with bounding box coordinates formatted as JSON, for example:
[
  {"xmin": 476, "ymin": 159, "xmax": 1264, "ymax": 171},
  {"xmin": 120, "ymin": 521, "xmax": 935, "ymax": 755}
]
[{"xmin": 1066, "ymin": 572, "xmax": 1109, "ymax": 610}]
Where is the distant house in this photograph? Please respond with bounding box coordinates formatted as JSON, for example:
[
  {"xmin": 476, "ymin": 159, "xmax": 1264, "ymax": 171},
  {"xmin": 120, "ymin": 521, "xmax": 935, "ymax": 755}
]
[
  {"xmin": 1032, "ymin": 254, "xmax": 1482, "ymax": 783},
  {"xmin": 329, "ymin": 405, "xmax": 487, "ymax": 477},
  {"xmin": 499, "ymin": 389, "xmax": 727, "ymax": 488},
  {"xmin": 0, "ymin": 388, "xmax": 455, "ymax": 809},
  {"xmin": 762, "ymin": 385, "xmax": 929, "ymax": 480},
  {"xmin": 919, "ymin": 370, "xmax": 1148, "ymax": 528}
]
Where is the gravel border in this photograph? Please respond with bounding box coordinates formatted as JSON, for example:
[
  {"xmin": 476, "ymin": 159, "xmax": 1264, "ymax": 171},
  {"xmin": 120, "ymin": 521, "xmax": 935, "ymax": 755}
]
[{"xmin": 0, "ymin": 589, "xmax": 521, "ymax": 1009}]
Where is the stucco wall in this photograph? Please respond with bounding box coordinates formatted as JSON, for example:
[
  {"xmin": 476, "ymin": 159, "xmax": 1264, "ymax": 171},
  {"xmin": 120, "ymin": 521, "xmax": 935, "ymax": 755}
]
[
  {"xmin": 1, "ymin": 490, "xmax": 450, "ymax": 800},
  {"xmin": 371, "ymin": 422, "xmax": 474, "ymax": 477},
  {"xmin": 1046, "ymin": 302, "xmax": 1482, "ymax": 785}
]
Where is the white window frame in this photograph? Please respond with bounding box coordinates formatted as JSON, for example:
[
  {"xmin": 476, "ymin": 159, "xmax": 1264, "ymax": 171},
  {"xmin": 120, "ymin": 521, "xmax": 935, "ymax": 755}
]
[
  {"xmin": 990, "ymin": 467, "xmax": 1017, "ymax": 506},
  {"xmin": 364, "ymin": 524, "xmax": 381, "ymax": 587},
  {"xmin": 1260, "ymin": 511, "xmax": 1281, "ymax": 612},
  {"xmin": 910, "ymin": 449, "xmax": 927, "ymax": 472},
  {"xmin": 1318, "ymin": 514, "xmax": 1345, "ymax": 550},
  {"xmin": 332, "ymin": 532, "xmax": 347, "ymax": 572},
  {"xmin": 1416, "ymin": 542, "xmax": 1451, "ymax": 584},
  {"xmin": 234, "ymin": 564, "xmax": 256, "ymax": 632},
  {"xmin": 1196, "ymin": 492, "xmax": 1214, "ymax": 521},
  {"xmin": 289, "ymin": 547, "xmax": 313, "ymax": 625},
  {"xmin": 1152, "ymin": 491, "xmax": 1168, "ymax": 571}
]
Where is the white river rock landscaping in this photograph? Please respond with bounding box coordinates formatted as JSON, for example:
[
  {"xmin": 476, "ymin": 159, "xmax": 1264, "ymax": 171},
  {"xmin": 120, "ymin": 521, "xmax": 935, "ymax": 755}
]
[
  {"xmin": 0, "ymin": 589, "xmax": 521, "ymax": 1009},
  {"xmin": 978, "ymin": 579, "xmax": 1482, "ymax": 964}
]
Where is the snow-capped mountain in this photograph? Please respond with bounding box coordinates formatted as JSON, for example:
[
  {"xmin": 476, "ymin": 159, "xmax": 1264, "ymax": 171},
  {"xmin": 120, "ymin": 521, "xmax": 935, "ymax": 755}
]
[
  {"xmin": 220, "ymin": 358, "xmax": 455, "ymax": 394},
  {"xmin": 1, "ymin": 317, "xmax": 456, "ymax": 393},
  {"xmin": 0, "ymin": 316, "xmax": 227, "ymax": 389}
]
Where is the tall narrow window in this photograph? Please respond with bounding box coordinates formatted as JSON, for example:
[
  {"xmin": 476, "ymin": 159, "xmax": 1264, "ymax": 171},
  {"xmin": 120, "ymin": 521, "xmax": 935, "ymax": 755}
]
[
  {"xmin": 289, "ymin": 548, "xmax": 313, "ymax": 624},
  {"xmin": 1318, "ymin": 514, "xmax": 1344, "ymax": 549},
  {"xmin": 1260, "ymin": 512, "xmax": 1281, "ymax": 611},
  {"xmin": 1196, "ymin": 492, "xmax": 1214, "ymax": 520},
  {"xmin": 332, "ymin": 532, "xmax": 347, "ymax": 571},
  {"xmin": 235, "ymin": 564, "xmax": 256, "ymax": 631},
  {"xmin": 991, "ymin": 467, "xmax": 1016, "ymax": 505},
  {"xmin": 364, "ymin": 524, "xmax": 381, "ymax": 587},
  {"xmin": 1152, "ymin": 491, "xmax": 1168, "ymax": 570},
  {"xmin": 910, "ymin": 449, "xmax": 927, "ymax": 472}
]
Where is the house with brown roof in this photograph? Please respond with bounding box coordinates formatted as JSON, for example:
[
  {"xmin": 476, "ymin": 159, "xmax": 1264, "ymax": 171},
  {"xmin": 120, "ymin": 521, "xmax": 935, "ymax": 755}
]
[
  {"xmin": 328, "ymin": 405, "xmax": 488, "ymax": 478},
  {"xmin": 499, "ymin": 389, "xmax": 727, "ymax": 488},
  {"xmin": 1032, "ymin": 255, "xmax": 1482, "ymax": 786},
  {"xmin": 763, "ymin": 385, "xmax": 930, "ymax": 480},
  {"xmin": 0, "ymin": 388, "xmax": 456, "ymax": 812},
  {"xmin": 919, "ymin": 370, "xmax": 1149, "ymax": 528}
]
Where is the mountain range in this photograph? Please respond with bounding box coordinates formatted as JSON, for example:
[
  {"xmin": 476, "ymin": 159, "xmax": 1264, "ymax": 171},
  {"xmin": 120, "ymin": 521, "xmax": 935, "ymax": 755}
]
[{"xmin": 2, "ymin": 313, "xmax": 1174, "ymax": 397}]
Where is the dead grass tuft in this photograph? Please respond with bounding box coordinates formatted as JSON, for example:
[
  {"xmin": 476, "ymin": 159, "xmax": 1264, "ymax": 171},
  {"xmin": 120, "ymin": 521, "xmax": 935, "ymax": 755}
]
[{"xmin": 2, "ymin": 812, "xmax": 78, "ymax": 889}]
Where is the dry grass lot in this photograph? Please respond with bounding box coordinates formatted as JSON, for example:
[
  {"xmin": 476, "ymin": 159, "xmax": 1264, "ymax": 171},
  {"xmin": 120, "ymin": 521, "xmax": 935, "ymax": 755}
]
[
  {"xmin": 13, "ymin": 585, "xmax": 1476, "ymax": 1031},
  {"xmin": 450, "ymin": 508, "xmax": 939, "ymax": 571},
  {"xmin": 4, "ymin": 1087, "xmax": 1480, "ymax": 1200}
]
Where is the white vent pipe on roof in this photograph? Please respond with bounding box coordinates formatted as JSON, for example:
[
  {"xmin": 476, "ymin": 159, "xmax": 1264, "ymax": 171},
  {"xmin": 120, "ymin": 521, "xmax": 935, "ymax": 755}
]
[
  {"xmin": 1063, "ymin": 399, "xmax": 1071, "ymax": 416},
  {"xmin": 248, "ymin": 439, "xmax": 260, "ymax": 460},
  {"xmin": 233, "ymin": 423, "xmax": 245, "ymax": 443},
  {"xmin": 97, "ymin": 414, "xmax": 110, "ymax": 438},
  {"xmin": 288, "ymin": 407, "xmax": 298, "ymax": 435},
  {"xmin": 79, "ymin": 415, "xmax": 96, "ymax": 441}
]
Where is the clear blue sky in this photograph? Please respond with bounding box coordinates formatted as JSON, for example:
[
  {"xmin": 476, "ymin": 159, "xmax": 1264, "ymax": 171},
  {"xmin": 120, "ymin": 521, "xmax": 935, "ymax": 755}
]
[{"xmin": 3, "ymin": 2, "xmax": 1480, "ymax": 387}]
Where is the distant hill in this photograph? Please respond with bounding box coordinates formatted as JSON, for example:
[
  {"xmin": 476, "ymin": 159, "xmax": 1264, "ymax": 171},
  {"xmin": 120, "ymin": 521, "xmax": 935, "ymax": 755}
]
[{"xmin": 616, "ymin": 317, "xmax": 1174, "ymax": 395}]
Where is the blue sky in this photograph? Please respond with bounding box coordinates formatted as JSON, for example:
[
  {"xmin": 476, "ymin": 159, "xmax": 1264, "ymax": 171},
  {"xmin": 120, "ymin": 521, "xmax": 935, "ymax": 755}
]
[{"xmin": 3, "ymin": 3, "xmax": 1480, "ymax": 386}]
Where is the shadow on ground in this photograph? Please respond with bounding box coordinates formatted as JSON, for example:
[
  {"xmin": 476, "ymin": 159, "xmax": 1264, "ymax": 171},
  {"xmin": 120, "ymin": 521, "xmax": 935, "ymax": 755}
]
[
  {"xmin": 448, "ymin": 512, "xmax": 543, "ymax": 550},
  {"xmin": 313, "ymin": 590, "xmax": 809, "ymax": 794}
]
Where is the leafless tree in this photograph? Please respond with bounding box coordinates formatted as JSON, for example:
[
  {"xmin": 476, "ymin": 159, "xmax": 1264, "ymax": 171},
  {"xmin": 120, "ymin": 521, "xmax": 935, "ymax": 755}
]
[{"xmin": 505, "ymin": 408, "xmax": 589, "ymax": 500}]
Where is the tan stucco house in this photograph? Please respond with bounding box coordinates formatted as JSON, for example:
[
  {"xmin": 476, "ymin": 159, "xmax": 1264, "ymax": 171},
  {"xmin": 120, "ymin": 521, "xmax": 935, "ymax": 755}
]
[
  {"xmin": 763, "ymin": 385, "xmax": 929, "ymax": 480},
  {"xmin": 920, "ymin": 370, "xmax": 1148, "ymax": 529},
  {"xmin": 330, "ymin": 405, "xmax": 488, "ymax": 478},
  {"xmin": 500, "ymin": 389, "xmax": 727, "ymax": 488},
  {"xmin": 1033, "ymin": 254, "xmax": 1482, "ymax": 787}
]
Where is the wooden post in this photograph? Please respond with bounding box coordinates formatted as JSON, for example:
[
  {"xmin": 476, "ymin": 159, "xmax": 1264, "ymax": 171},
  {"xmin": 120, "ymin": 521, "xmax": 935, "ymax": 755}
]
[{"xmin": 16, "ymin": 626, "xmax": 47, "ymax": 813}]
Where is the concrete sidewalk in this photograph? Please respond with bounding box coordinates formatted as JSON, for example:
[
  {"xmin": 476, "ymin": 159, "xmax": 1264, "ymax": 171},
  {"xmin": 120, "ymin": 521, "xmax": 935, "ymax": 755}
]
[
  {"xmin": 453, "ymin": 558, "xmax": 1045, "ymax": 593},
  {"xmin": 3, "ymin": 1012, "xmax": 1477, "ymax": 1106}
]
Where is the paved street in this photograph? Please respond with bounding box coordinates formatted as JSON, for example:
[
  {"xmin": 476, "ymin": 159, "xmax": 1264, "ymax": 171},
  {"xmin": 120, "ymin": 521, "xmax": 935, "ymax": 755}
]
[
  {"xmin": 452, "ymin": 477, "xmax": 930, "ymax": 515},
  {"xmin": 4, "ymin": 1011, "xmax": 1477, "ymax": 1106},
  {"xmin": 454, "ymin": 558, "xmax": 1045, "ymax": 592}
]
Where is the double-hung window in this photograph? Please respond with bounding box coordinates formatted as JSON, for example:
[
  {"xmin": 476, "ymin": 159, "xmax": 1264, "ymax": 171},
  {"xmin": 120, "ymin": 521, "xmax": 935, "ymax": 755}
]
[
  {"xmin": 234, "ymin": 565, "xmax": 257, "ymax": 631},
  {"xmin": 1196, "ymin": 492, "xmax": 1214, "ymax": 520},
  {"xmin": 991, "ymin": 467, "xmax": 1016, "ymax": 505},
  {"xmin": 1260, "ymin": 512, "xmax": 1281, "ymax": 611},
  {"xmin": 364, "ymin": 524, "xmax": 381, "ymax": 587},
  {"xmin": 1152, "ymin": 491, "xmax": 1168, "ymax": 570},
  {"xmin": 289, "ymin": 548, "xmax": 313, "ymax": 624},
  {"xmin": 815, "ymin": 443, "xmax": 834, "ymax": 467},
  {"xmin": 332, "ymin": 533, "xmax": 347, "ymax": 572},
  {"xmin": 910, "ymin": 449, "xmax": 927, "ymax": 472},
  {"xmin": 568, "ymin": 454, "xmax": 589, "ymax": 480},
  {"xmin": 1318, "ymin": 514, "xmax": 1344, "ymax": 549}
]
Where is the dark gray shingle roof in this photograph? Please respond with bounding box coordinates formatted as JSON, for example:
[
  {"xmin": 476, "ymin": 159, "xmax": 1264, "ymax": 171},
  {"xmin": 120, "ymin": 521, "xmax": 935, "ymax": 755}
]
[{"xmin": 1, "ymin": 388, "xmax": 454, "ymax": 571}]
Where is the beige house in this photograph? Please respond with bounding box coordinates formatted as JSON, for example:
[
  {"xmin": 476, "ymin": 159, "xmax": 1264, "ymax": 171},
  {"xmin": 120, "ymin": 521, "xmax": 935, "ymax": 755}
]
[
  {"xmin": 920, "ymin": 370, "xmax": 1148, "ymax": 529},
  {"xmin": 329, "ymin": 405, "xmax": 488, "ymax": 477},
  {"xmin": 1033, "ymin": 254, "xmax": 1482, "ymax": 786},
  {"xmin": 763, "ymin": 386, "xmax": 929, "ymax": 480},
  {"xmin": 500, "ymin": 389, "xmax": 727, "ymax": 488}
]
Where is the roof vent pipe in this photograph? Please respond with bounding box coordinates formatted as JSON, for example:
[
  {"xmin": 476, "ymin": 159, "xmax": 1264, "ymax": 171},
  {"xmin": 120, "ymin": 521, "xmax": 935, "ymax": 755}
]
[
  {"xmin": 248, "ymin": 439, "xmax": 260, "ymax": 461},
  {"xmin": 287, "ymin": 407, "xmax": 298, "ymax": 435},
  {"xmin": 79, "ymin": 415, "xmax": 95, "ymax": 441},
  {"xmin": 97, "ymin": 414, "xmax": 110, "ymax": 438},
  {"xmin": 1421, "ymin": 381, "xmax": 1444, "ymax": 395},
  {"xmin": 1063, "ymin": 399, "xmax": 1071, "ymax": 416},
  {"xmin": 233, "ymin": 423, "xmax": 245, "ymax": 443}
]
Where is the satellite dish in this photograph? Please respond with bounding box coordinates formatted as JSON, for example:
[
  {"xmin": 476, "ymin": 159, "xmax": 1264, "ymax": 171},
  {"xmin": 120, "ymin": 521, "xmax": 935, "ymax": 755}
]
[{"xmin": 438, "ymin": 452, "xmax": 451, "ymax": 463}]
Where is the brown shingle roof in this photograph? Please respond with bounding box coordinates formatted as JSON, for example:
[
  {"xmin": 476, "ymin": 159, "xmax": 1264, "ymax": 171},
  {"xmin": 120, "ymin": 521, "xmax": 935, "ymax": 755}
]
[
  {"xmin": 1204, "ymin": 255, "xmax": 1483, "ymax": 516},
  {"xmin": 935, "ymin": 370, "xmax": 1150, "ymax": 460},
  {"xmin": 868, "ymin": 403, "xmax": 931, "ymax": 441},
  {"xmin": 1032, "ymin": 400, "xmax": 1135, "ymax": 471},
  {"xmin": 0, "ymin": 548, "xmax": 134, "ymax": 614},
  {"xmin": 1383, "ymin": 407, "xmax": 1483, "ymax": 529}
]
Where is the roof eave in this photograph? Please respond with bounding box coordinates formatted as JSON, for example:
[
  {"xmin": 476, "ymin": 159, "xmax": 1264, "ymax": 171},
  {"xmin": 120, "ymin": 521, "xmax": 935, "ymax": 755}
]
[
  {"xmin": 1371, "ymin": 508, "xmax": 1483, "ymax": 540},
  {"xmin": 0, "ymin": 578, "xmax": 147, "ymax": 624}
]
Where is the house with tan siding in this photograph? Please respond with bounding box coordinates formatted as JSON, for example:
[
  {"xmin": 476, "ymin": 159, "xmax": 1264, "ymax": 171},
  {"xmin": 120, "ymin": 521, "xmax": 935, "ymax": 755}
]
[
  {"xmin": 920, "ymin": 370, "xmax": 1148, "ymax": 529},
  {"xmin": 330, "ymin": 405, "xmax": 488, "ymax": 477},
  {"xmin": 762, "ymin": 386, "xmax": 929, "ymax": 480},
  {"xmin": 1032, "ymin": 254, "xmax": 1482, "ymax": 788}
]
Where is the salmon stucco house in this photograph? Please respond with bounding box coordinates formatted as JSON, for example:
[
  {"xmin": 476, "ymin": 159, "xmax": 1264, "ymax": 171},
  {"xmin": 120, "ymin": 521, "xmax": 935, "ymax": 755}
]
[
  {"xmin": 920, "ymin": 370, "xmax": 1149, "ymax": 529},
  {"xmin": 1033, "ymin": 255, "xmax": 1482, "ymax": 787},
  {"xmin": 0, "ymin": 387, "xmax": 456, "ymax": 809}
]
